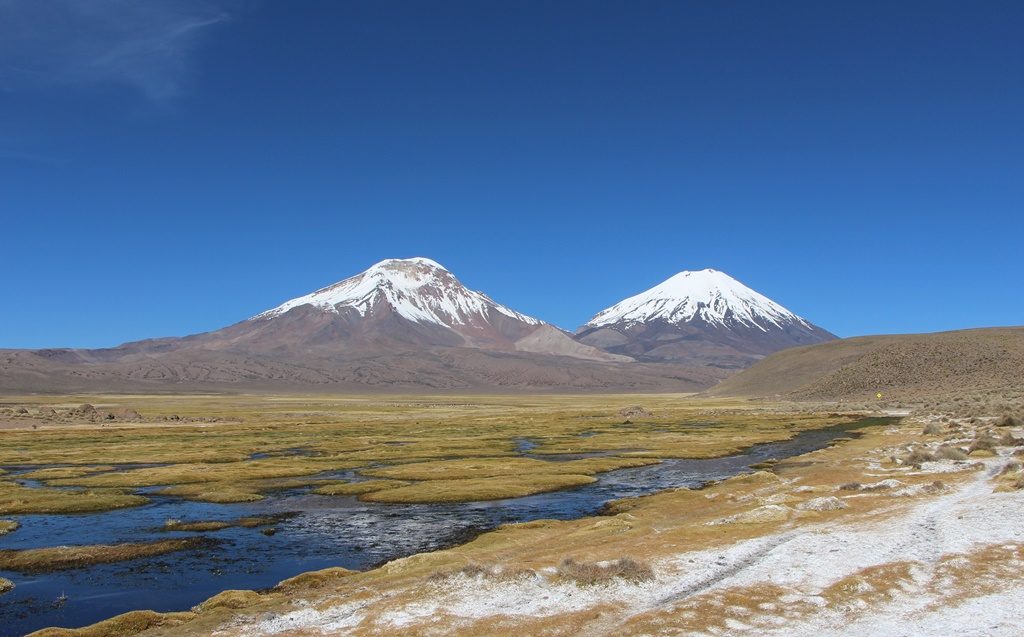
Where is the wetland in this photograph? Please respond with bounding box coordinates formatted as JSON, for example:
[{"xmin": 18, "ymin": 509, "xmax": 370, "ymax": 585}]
[{"xmin": 0, "ymin": 394, "xmax": 885, "ymax": 635}]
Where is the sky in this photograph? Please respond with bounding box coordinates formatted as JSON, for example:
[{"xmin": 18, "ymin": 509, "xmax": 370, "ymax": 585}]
[{"xmin": 1, "ymin": 1, "xmax": 1021, "ymax": 348}]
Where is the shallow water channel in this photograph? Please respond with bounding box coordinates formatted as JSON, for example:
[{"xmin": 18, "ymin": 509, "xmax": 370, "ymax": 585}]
[{"xmin": 0, "ymin": 418, "xmax": 885, "ymax": 635}]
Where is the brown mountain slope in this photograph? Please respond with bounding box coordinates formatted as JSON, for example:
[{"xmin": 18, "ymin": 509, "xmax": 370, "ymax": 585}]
[
  {"xmin": 0, "ymin": 347, "xmax": 724, "ymax": 394},
  {"xmin": 706, "ymin": 326, "xmax": 1024, "ymax": 401}
]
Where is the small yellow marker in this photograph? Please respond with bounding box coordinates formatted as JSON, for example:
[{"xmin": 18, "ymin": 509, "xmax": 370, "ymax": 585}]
[{"xmin": 876, "ymin": 392, "xmax": 883, "ymax": 399}]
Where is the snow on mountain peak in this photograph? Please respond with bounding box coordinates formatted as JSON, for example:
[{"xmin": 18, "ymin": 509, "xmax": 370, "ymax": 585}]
[
  {"xmin": 585, "ymin": 268, "xmax": 811, "ymax": 332},
  {"xmin": 254, "ymin": 257, "xmax": 542, "ymax": 327}
]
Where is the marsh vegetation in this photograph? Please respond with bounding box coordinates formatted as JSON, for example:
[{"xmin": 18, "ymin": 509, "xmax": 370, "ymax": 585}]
[{"xmin": 0, "ymin": 393, "xmax": 873, "ymax": 634}]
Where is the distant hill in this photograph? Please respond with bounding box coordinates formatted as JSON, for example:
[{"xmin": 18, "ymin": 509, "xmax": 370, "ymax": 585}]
[{"xmin": 707, "ymin": 327, "xmax": 1024, "ymax": 401}]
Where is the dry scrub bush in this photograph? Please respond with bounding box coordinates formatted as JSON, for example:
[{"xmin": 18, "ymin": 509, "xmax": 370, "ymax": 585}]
[
  {"xmin": 922, "ymin": 422, "xmax": 943, "ymax": 435},
  {"xmin": 969, "ymin": 434, "xmax": 999, "ymax": 454},
  {"xmin": 935, "ymin": 445, "xmax": 969, "ymax": 461},
  {"xmin": 999, "ymin": 431, "xmax": 1022, "ymax": 447},
  {"xmin": 922, "ymin": 480, "xmax": 947, "ymax": 494},
  {"xmin": 998, "ymin": 462, "xmax": 1021, "ymax": 476},
  {"xmin": 996, "ymin": 415, "xmax": 1022, "ymax": 428},
  {"xmin": 428, "ymin": 563, "xmax": 536, "ymax": 584},
  {"xmin": 556, "ymin": 557, "xmax": 654, "ymax": 586},
  {"xmin": 494, "ymin": 567, "xmax": 537, "ymax": 582},
  {"xmin": 903, "ymin": 448, "xmax": 935, "ymax": 466}
]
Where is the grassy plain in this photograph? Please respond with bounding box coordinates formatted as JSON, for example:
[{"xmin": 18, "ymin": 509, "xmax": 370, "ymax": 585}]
[
  {"xmin": 0, "ymin": 393, "xmax": 847, "ymax": 507},
  {"xmin": 1, "ymin": 392, "xmax": 911, "ymax": 636},
  {"xmin": 84, "ymin": 410, "xmax": 1022, "ymax": 637}
]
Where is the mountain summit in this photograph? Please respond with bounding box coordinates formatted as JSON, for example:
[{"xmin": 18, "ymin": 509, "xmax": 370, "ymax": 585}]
[
  {"xmin": 224, "ymin": 257, "xmax": 580, "ymax": 353},
  {"xmin": 256, "ymin": 257, "xmax": 540, "ymax": 330},
  {"xmin": 150, "ymin": 257, "xmax": 625, "ymax": 361},
  {"xmin": 576, "ymin": 269, "xmax": 834, "ymax": 368}
]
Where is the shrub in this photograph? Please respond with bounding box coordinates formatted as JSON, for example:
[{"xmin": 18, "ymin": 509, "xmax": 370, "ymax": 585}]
[
  {"xmin": 922, "ymin": 423, "xmax": 943, "ymax": 435},
  {"xmin": 969, "ymin": 435, "xmax": 998, "ymax": 454},
  {"xmin": 494, "ymin": 567, "xmax": 537, "ymax": 582},
  {"xmin": 903, "ymin": 449, "xmax": 935, "ymax": 466},
  {"xmin": 427, "ymin": 562, "xmax": 492, "ymax": 582},
  {"xmin": 838, "ymin": 482, "xmax": 862, "ymax": 491},
  {"xmin": 556, "ymin": 557, "xmax": 654, "ymax": 586},
  {"xmin": 996, "ymin": 415, "xmax": 1022, "ymax": 428},
  {"xmin": 998, "ymin": 461, "xmax": 1021, "ymax": 476},
  {"xmin": 999, "ymin": 431, "xmax": 1022, "ymax": 447},
  {"xmin": 922, "ymin": 481, "xmax": 947, "ymax": 494},
  {"xmin": 457, "ymin": 563, "xmax": 490, "ymax": 578},
  {"xmin": 935, "ymin": 445, "xmax": 968, "ymax": 461}
]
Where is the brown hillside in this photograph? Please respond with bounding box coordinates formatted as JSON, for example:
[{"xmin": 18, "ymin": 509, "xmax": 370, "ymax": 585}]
[{"xmin": 707, "ymin": 327, "xmax": 1024, "ymax": 401}]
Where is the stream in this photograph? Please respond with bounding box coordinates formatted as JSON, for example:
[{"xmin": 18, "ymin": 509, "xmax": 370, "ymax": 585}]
[{"xmin": 0, "ymin": 417, "xmax": 889, "ymax": 635}]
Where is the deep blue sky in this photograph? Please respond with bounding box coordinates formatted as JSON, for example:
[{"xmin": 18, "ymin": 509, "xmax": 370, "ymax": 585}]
[{"xmin": 2, "ymin": 1, "xmax": 1021, "ymax": 348}]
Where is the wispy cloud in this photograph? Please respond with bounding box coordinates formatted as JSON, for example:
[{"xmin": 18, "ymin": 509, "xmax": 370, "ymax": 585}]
[{"xmin": 0, "ymin": 0, "xmax": 233, "ymax": 99}]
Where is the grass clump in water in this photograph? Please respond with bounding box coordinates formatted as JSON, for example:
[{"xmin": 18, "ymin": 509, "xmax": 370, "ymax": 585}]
[
  {"xmin": 162, "ymin": 514, "xmax": 293, "ymax": 532},
  {"xmin": 0, "ymin": 537, "xmax": 216, "ymax": 573},
  {"xmin": 361, "ymin": 473, "xmax": 597, "ymax": 504},
  {"xmin": 155, "ymin": 483, "xmax": 264, "ymax": 503},
  {"xmin": 0, "ymin": 519, "xmax": 19, "ymax": 535},
  {"xmin": 163, "ymin": 519, "xmax": 232, "ymax": 532},
  {"xmin": 312, "ymin": 480, "xmax": 409, "ymax": 496},
  {"xmin": 0, "ymin": 481, "xmax": 148, "ymax": 515}
]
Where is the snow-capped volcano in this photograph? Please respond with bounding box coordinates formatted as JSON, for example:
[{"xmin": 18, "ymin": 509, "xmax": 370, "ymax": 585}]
[
  {"xmin": 576, "ymin": 268, "xmax": 834, "ymax": 368},
  {"xmin": 256, "ymin": 257, "xmax": 541, "ymax": 329},
  {"xmin": 159, "ymin": 257, "xmax": 623, "ymax": 361},
  {"xmin": 585, "ymin": 268, "xmax": 811, "ymax": 332}
]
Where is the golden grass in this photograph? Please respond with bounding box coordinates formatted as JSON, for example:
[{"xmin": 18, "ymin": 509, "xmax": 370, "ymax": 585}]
[
  {"xmin": 361, "ymin": 473, "xmax": 598, "ymax": 503},
  {"xmin": 16, "ymin": 466, "xmax": 115, "ymax": 481},
  {"xmin": 0, "ymin": 538, "xmax": 214, "ymax": 573},
  {"xmin": 0, "ymin": 576, "xmax": 12, "ymax": 594},
  {"xmin": 47, "ymin": 458, "xmax": 361, "ymax": 489},
  {"xmin": 155, "ymin": 484, "xmax": 264, "ymax": 503},
  {"xmin": 191, "ymin": 589, "xmax": 263, "ymax": 612},
  {"xmin": 0, "ymin": 393, "xmax": 848, "ymax": 515},
  {"xmin": 313, "ymin": 480, "xmax": 410, "ymax": 496},
  {"xmin": 821, "ymin": 561, "xmax": 917, "ymax": 608},
  {"xmin": 163, "ymin": 515, "xmax": 288, "ymax": 532},
  {"xmin": 26, "ymin": 611, "xmax": 196, "ymax": 637},
  {"xmin": 0, "ymin": 393, "xmax": 907, "ymax": 636},
  {"xmin": 163, "ymin": 520, "xmax": 232, "ymax": 532},
  {"xmin": 361, "ymin": 456, "xmax": 658, "ymax": 481},
  {"xmin": 0, "ymin": 480, "xmax": 148, "ymax": 515},
  {"xmin": 273, "ymin": 566, "xmax": 355, "ymax": 592},
  {"xmin": 0, "ymin": 519, "xmax": 19, "ymax": 535}
]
